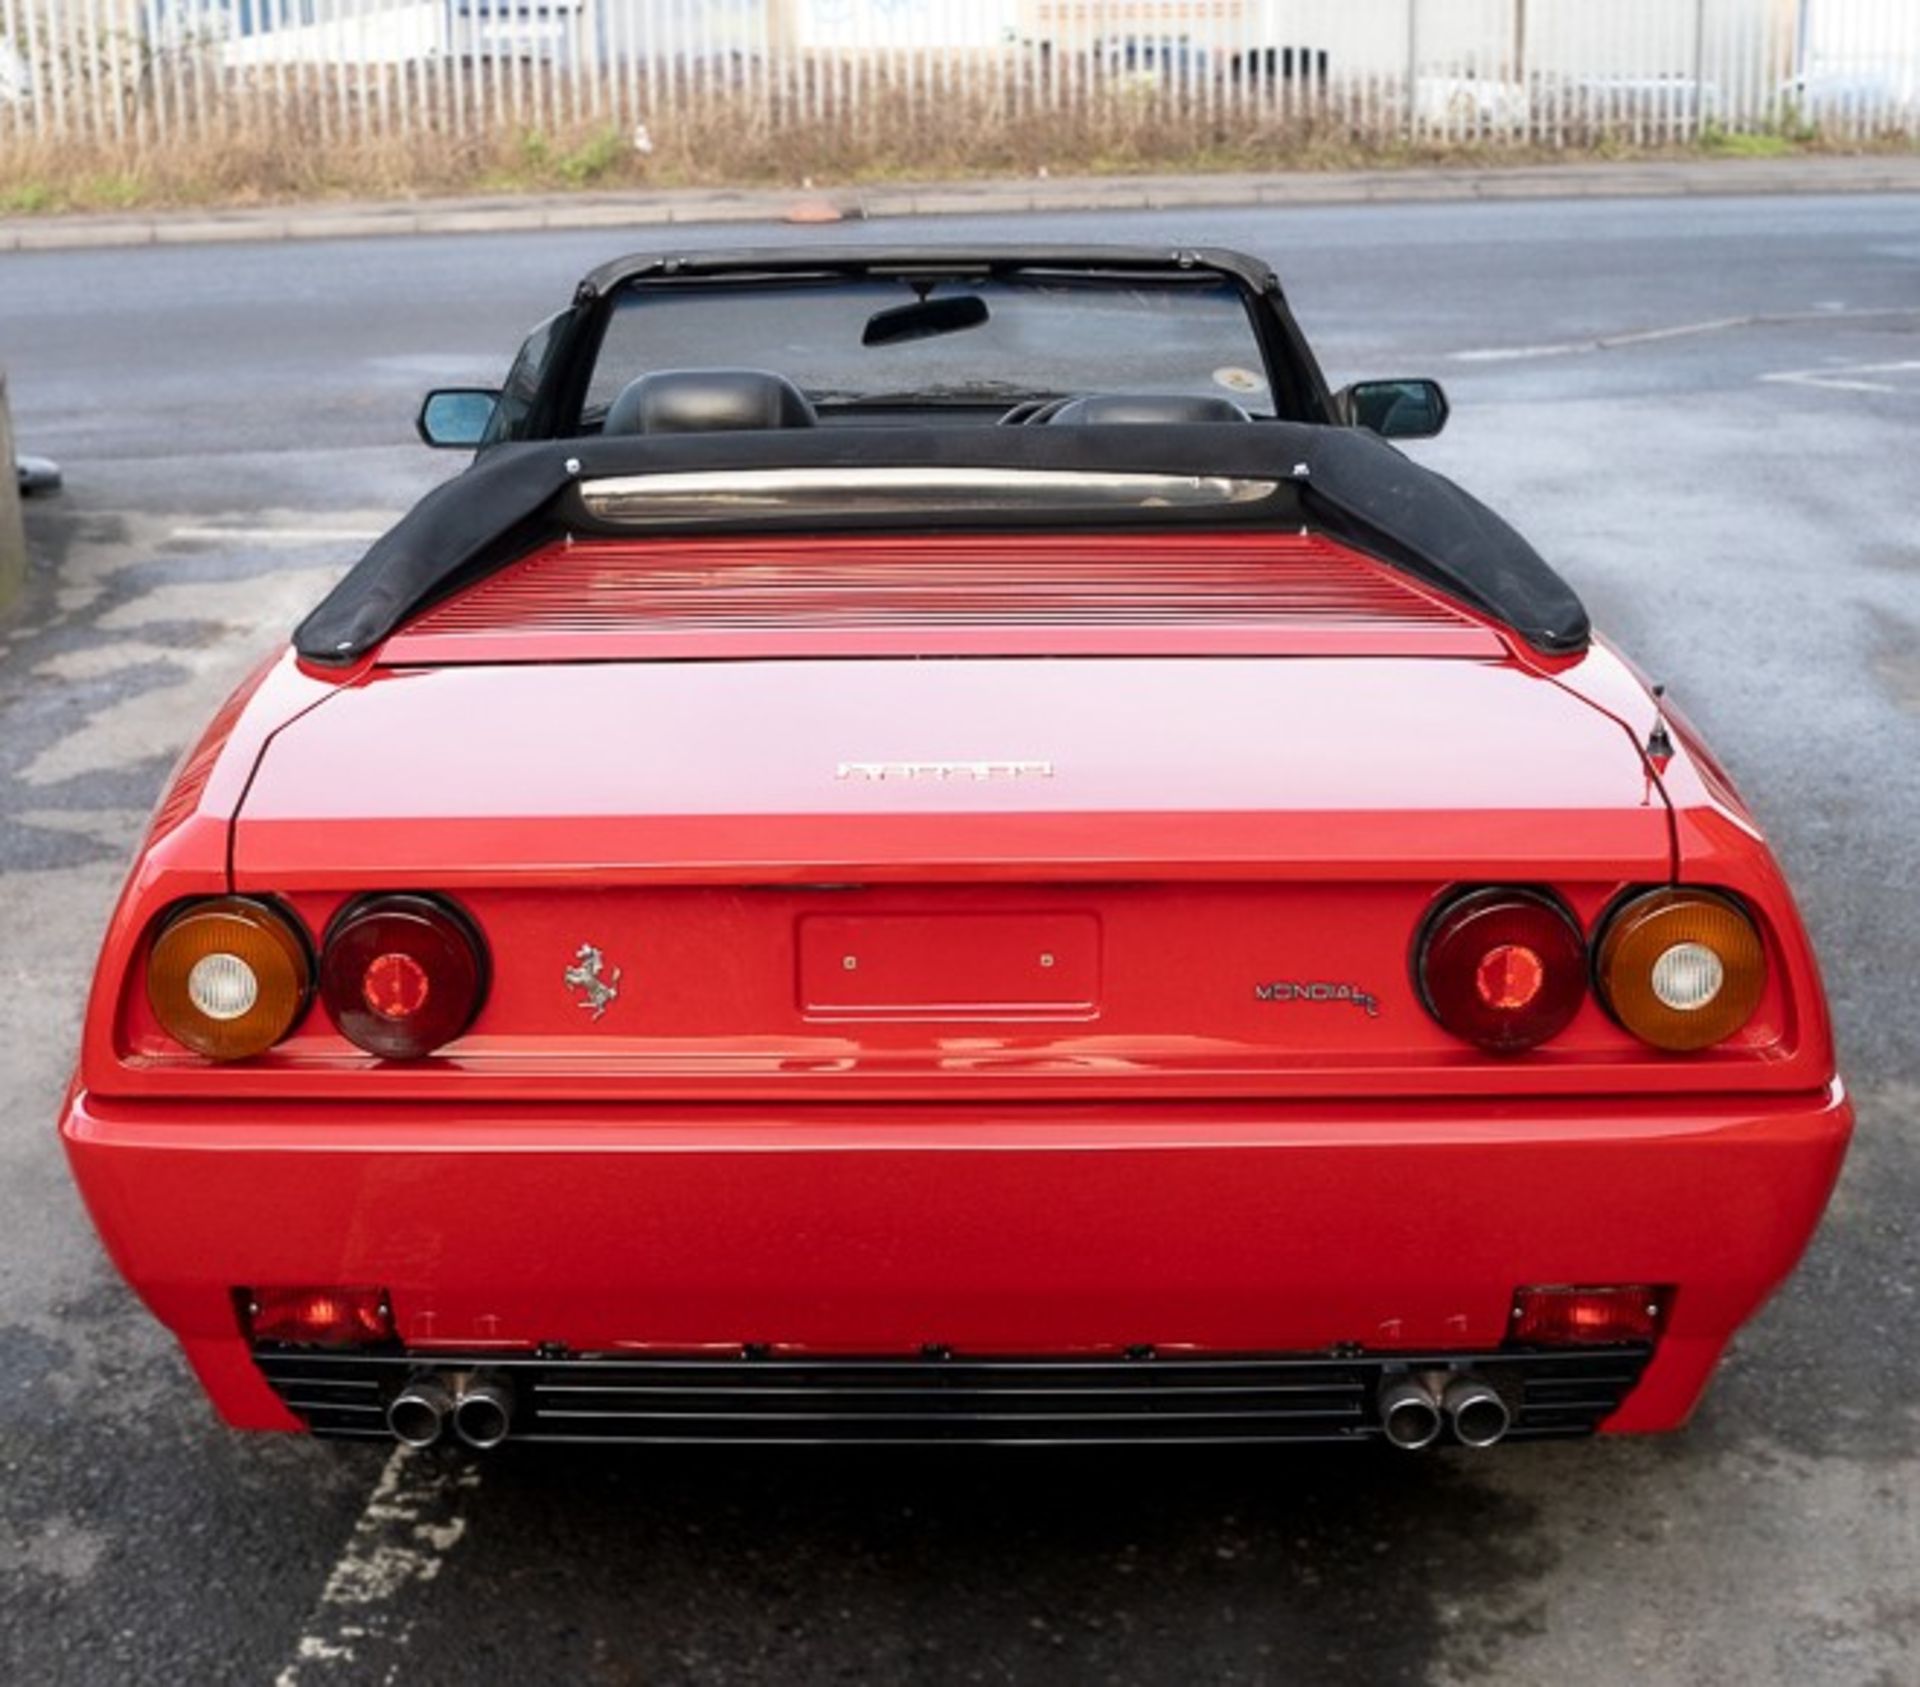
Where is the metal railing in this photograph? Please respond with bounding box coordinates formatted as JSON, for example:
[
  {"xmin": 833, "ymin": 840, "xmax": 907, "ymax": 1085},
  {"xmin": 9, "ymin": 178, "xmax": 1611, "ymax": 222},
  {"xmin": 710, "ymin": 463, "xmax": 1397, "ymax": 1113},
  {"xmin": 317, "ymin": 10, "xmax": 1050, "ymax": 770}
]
[{"xmin": 2, "ymin": 0, "xmax": 1916, "ymax": 156}]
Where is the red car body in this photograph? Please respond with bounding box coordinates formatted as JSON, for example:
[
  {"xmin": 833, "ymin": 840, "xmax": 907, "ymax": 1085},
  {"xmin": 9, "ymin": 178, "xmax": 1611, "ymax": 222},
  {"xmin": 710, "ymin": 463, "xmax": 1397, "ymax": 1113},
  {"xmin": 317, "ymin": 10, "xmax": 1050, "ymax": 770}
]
[{"xmin": 60, "ymin": 252, "xmax": 1850, "ymax": 1451}]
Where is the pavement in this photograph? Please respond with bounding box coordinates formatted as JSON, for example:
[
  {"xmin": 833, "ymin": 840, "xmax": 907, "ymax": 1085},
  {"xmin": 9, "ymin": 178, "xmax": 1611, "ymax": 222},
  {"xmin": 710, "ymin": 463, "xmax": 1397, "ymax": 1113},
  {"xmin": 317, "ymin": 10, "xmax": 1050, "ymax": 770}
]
[
  {"xmin": 1, "ymin": 192, "xmax": 1918, "ymax": 1685},
  {"xmin": 2, "ymin": 153, "xmax": 1919, "ymax": 254}
]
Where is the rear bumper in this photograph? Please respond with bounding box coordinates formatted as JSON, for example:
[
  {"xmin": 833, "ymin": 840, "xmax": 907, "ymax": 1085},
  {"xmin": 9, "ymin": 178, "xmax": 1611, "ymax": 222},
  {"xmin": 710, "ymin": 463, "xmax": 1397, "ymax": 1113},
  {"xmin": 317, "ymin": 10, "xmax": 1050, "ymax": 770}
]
[
  {"xmin": 252, "ymin": 1344, "xmax": 1655, "ymax": 1446},
  {"xmin": 61, "ymin": 1083, "xmax": 1852, "ymax": 1438}
]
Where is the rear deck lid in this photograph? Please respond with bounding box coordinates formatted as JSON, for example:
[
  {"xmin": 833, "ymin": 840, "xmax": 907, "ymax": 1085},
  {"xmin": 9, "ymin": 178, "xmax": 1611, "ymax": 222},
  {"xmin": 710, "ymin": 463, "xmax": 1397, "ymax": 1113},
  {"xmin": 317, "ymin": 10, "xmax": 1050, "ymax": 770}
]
[{"xmin": 234, "ymin": 655, "xmax": 1667, "ymax": 885}]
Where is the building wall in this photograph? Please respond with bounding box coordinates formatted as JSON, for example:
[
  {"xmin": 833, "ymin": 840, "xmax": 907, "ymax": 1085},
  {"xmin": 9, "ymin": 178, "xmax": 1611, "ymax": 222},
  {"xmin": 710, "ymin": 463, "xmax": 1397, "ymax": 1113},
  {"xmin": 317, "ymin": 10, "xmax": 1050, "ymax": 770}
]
[
  {"xmin": 1006, "ymin": 0, "xmax": 1803, "ymax": 81},
  {"xmin": 1802, "ymin": 0, "xmax": 1920, "ymax": 78}
]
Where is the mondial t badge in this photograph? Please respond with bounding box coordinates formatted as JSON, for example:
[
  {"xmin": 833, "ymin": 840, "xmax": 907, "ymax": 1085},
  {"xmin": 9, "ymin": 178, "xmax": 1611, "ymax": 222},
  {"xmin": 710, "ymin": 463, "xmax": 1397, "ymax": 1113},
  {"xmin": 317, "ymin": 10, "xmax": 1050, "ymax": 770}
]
[
  {"xmin": 564, "ymin": 943, "xmax": 622, "ymax": 1020},
  {"xmin": 1255, "ymin": 980, "xmax": 1381, "ymax": 1018}
]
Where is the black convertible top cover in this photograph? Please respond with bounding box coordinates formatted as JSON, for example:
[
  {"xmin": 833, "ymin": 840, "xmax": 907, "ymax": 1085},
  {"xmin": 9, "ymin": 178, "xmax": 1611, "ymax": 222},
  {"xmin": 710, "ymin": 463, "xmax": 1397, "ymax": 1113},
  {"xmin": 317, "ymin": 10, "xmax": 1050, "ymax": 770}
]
[{"xmin": 294, "ymin": 424, "xmax": 1590, "ymax": 663}]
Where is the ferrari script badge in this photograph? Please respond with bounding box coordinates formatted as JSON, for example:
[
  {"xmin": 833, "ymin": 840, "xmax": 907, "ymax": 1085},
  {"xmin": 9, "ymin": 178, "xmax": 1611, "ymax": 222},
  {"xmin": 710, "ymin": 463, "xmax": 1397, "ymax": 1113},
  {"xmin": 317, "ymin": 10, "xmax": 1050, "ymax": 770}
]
[
  {"xmin": 564, "ymin": 944, "xmax": 622, "ymax": 1020},
  {"xmin": 837, "ymin": 760, "xmax": 1054, "ymax": 783}
]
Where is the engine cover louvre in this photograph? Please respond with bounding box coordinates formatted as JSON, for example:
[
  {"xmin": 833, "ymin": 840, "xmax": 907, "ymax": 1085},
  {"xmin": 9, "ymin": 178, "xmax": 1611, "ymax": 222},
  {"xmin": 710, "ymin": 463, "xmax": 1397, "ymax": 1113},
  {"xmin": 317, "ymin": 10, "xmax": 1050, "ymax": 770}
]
[{"xmin": 382, "ymin": 531, "xmax": 1502, "ymax": 663}]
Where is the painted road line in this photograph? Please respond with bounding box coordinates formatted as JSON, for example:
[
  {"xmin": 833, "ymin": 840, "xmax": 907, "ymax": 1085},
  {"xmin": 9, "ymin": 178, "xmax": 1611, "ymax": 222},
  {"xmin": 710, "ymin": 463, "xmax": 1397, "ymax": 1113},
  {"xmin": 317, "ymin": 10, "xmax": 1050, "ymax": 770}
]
[
  {"xmin": 273, "ymin": 1448, "xmax": 481, "ymax": 1687},
  {"xmin": 1760, "ymin": 359, "xmax": 1920, "ymax": 395},
  {"xmin": 1451, "ymin": 316, "xmax": 1753, "ymax": 363},
  {"xmin": 1450, "ymin": 305, "xmax": 1920, "ymax": 364},
  {"xmin": 169, "ymin": 526, "xmax": 387, "ymax": 545}
]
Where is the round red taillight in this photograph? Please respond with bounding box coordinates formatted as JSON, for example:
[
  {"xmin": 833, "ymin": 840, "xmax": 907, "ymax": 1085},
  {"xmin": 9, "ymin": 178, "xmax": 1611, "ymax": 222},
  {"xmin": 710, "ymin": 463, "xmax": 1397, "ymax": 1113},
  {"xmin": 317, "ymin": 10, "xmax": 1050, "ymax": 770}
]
[
  {"xmin": 321, "ymin": 895, "xmax": 487, "ymax": 1060},
  {"xmin": 1417, "ymin": 887, "xmax": 1587, "ymax": 1053}
]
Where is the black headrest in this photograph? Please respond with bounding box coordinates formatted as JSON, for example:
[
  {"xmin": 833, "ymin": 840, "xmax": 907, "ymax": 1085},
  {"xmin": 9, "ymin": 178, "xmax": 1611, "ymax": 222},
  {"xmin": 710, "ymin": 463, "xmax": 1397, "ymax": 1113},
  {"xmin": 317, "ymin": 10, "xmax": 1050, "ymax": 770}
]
[
  {"xmin": 1047, "ymin": 393, "xmax": 1252, "ymax": 426},
  {"xmin": 605, "ymin": 368, "xmax": 818, "ymax": 435}
]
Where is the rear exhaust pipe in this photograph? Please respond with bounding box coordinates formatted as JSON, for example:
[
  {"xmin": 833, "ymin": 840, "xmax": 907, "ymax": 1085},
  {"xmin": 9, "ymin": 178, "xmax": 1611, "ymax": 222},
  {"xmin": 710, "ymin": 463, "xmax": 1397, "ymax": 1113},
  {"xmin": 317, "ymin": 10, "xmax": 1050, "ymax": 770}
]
[
  {"xmin": 1377, "ymin": 1376, "xmax": 1444, "ymax": 1450},
  {"xmin": 1442, "ymin": 1375, "xmax": 1512, "ymax": 1449},
  {"xmin": 451, "ymin": 1374, "xmax": 515, "ymax": 1450},
  {"xmin": 387, "ymin": 1377, "xmax": 454, "ymax": 1448}
]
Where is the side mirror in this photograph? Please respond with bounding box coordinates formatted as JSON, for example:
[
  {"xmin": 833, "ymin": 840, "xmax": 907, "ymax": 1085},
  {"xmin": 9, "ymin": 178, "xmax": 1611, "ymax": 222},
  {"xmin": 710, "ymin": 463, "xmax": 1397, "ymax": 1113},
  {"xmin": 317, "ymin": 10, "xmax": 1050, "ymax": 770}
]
[
  {"xmin": 1336, "ymin": 378, "xmax": 1450, "ymax": 440},
  {"xmin": 416, "ymin": 387, "xmax": 501, "ymax": 449}
]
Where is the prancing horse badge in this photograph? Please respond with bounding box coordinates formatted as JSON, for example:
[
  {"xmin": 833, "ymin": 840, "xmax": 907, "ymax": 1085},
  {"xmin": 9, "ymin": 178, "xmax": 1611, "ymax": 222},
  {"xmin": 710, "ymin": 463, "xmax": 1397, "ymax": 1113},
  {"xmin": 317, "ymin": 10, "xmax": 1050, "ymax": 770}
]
[{"xmin": 564, "ymin": 943, "xmax": 622, "ymax": 1020}]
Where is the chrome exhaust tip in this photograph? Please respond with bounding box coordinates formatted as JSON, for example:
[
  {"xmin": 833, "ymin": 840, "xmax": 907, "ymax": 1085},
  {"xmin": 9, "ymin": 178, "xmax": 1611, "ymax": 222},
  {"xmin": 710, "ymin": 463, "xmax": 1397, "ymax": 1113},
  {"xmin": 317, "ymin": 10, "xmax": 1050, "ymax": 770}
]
[
  {"xmin": 387, "ymin": 1377, "xmax": 454, "ymax": 1448},
  {"xmin": 1377, "ymin": 1376, "xmax": 1444, "ymax": 1450},
  {"xmin": 451, "ymin": 1374, "xmax": 515, "ymax": 1450},
  {"xmin": 1442, "ymin": 1375, "xmax": 1512, "ymax": 1449}
]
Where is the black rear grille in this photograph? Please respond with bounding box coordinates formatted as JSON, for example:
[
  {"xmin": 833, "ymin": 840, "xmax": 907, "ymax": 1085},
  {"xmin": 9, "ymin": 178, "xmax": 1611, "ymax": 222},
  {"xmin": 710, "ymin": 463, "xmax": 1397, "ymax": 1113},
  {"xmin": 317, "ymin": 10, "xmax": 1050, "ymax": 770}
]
[{"xmin": 254, "ymin": 1346, "xmax": 1652, "ymax": 1447}]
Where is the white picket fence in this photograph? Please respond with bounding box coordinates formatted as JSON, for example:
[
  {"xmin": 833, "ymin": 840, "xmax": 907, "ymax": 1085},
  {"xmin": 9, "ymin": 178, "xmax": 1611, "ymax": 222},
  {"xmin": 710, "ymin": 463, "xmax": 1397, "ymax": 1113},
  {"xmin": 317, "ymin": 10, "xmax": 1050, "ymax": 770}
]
[{"xmin": 3, "ymin": 0, "xmax": 1918, "ymax": 153}]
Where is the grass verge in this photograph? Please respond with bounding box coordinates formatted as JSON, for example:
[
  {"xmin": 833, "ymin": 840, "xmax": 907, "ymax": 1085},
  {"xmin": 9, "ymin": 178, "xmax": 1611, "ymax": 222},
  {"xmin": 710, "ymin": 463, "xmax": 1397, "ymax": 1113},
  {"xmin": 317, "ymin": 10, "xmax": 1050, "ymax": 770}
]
[{"xmin": 2, "ymin": 87, "xmax": 1915, "ymax": 215}]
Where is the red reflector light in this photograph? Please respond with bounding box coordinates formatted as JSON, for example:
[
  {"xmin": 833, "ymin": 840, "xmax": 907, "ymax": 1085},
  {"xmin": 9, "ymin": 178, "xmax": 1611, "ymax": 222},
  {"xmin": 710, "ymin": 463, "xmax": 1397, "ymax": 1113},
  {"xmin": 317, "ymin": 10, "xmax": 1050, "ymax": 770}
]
[
  {"xmin": 244, "ymin": 1285, "xmax": 395, "ymax": 1348},
  {"xmin": 364, "ymin": 950, "xmax": 431, "ymax": 1020},
  {"xmin": 1475, "ymin": 942, "xmax": 1544, "ymax": 1011},
  {"xmin": 1417, "ymin": 887, "xmax": 1587, "ymax": 1053},
  {"xmin": 1510, "ymin": 1285, "xmax": 1668, "ymax": 1347},
  {"xmin": 321, "ymin": 894, "xmax": 487, "ymax": 1061}
]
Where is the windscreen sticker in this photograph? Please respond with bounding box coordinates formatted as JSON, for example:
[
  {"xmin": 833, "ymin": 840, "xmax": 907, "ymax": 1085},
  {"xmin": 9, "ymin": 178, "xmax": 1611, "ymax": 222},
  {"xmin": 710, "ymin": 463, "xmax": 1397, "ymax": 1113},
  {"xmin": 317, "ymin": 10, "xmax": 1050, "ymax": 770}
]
[{"xmin": 1212, "ymin": 366, "xmax": 1267, "ymax": 394}]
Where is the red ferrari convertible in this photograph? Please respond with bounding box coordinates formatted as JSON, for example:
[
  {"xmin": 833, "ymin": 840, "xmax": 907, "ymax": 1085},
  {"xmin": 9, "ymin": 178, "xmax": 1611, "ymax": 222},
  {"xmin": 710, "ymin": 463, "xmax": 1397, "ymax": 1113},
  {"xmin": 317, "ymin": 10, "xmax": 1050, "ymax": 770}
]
[{"xmin": 62, "ymin": 247, "xmax": 1850, "ymax": 1453}]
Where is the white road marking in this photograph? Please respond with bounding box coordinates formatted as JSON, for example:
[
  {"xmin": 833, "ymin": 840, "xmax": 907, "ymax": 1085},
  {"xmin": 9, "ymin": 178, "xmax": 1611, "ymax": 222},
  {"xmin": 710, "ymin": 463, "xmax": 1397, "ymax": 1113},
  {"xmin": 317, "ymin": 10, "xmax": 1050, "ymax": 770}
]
[
  {"xmin": 169, "ymin": 526, "xmax": 386, "ymax": 545},
  {"xmin": 1449, "ymin": 304, "xmax": 1920, "ymax": 364},
  {"xmin": 1759, "ymin": 359, "xmax": 1920, "ymax": 395},
  {"xmin": 1449, "ymin": 340, "xmax": 1588, "ymax": 364},
  {"xmin": 273, "ymin": 1448, "xmax": 481, "ymax": 1687},
  {"xmin": 1452, "ymin": 316, "xmax": 1753, "ymax": 363}
]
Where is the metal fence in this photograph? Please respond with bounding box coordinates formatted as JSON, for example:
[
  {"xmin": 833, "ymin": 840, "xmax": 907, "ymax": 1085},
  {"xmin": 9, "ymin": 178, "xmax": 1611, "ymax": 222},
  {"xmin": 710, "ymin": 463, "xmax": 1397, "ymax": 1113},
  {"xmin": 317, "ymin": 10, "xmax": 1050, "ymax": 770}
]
[{"xmin": 3, "ymin": 0, "xmax": 1918, "ymax": 155}]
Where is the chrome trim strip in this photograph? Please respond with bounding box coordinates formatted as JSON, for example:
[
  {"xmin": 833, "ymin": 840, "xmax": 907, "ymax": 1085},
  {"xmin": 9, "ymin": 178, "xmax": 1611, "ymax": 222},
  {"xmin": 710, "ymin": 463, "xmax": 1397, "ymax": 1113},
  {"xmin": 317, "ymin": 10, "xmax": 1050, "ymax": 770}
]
[{"xmin": 579, "ymin": 466, "xmax": 1280, "ymax": 523}]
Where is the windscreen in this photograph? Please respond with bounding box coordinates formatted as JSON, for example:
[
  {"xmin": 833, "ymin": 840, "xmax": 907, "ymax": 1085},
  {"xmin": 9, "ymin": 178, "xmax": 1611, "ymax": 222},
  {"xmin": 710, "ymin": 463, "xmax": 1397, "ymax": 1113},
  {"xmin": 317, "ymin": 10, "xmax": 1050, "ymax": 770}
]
[{"xmin": 585, "ymin": 273, "xmax": 1277, "ymax": 416}]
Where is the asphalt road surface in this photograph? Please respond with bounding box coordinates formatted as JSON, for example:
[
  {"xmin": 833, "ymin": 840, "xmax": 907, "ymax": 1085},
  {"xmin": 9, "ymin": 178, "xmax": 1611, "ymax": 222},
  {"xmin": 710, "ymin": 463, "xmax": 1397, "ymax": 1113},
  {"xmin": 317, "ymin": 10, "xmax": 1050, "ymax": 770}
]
[{"xmin": 2, "ymin": 193, "xmax": 1917, "ymax": 1687}]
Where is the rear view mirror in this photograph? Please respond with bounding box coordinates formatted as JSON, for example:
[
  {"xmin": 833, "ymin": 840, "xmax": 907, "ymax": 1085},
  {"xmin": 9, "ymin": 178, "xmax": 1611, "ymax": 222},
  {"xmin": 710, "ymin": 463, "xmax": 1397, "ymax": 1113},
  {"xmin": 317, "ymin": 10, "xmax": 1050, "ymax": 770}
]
[
  {"xmin": 1337, "ymin": 378, "xmax": 1450, "ymax": 440},
  {"xmin": 416, "ymin": 387, "xmax": 500, "ymax": 449},
  {"xmin": 861, "ymin": 294, "xmax": 991, "ymax": 348}
]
